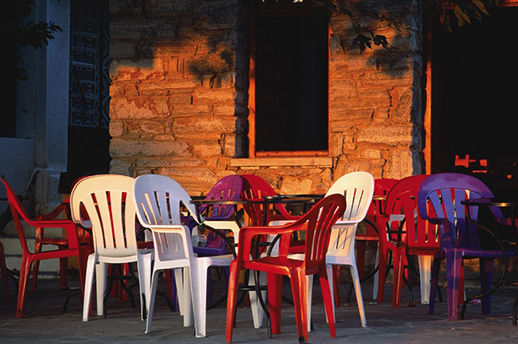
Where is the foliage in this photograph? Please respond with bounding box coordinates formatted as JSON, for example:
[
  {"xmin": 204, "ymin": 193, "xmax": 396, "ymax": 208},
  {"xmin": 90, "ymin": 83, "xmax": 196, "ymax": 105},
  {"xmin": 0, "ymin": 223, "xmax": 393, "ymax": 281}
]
[
  {"xmin": 327, "ymin": 0, "xmax": 493, "ymax": 53},
  {"xmin": 435, "ymin": 0, "xmax": 493, "ymax": 31},
  {"xmin": 8, "ymin": 0, "xmax": 62, "ymax": 80}
]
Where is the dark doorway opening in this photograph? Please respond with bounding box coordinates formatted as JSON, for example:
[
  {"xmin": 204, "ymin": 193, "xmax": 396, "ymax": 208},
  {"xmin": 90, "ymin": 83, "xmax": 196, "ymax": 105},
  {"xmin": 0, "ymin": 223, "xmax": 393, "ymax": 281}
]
[{"xmin": 432, "ymin": 6, "xmax": 518, "ymax": 200}]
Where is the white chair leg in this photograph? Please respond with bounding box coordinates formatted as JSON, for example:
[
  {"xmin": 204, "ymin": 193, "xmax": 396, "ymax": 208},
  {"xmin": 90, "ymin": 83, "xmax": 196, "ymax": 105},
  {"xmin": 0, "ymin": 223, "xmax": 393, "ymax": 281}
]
[
  {"xmin": 306, "ymin": 274, "xmax": 315, "ymax": 332},
  {"xmin": 138, "ymin": 253, "xmax": 153, "ymax": 321},
  {"xmin": 418, "ymin": 255, "xmax": 432, "ymax": 304},
  {"xmin": 145, "ymin": 270, "xmax": 161, "ymax": 334},
  {"xmin": 248, "ymin": 270, "xmax": 266, "ymax": 328},
  {"xmin": 173, "ymin": 268, "xmax": 187, "ymax": 318},
  {"xmin": 350, "ymin": 265, "xmax": 367, "ymax": 328},
  {"xmin": 192, "ymin": 260, "xmax": 208, "ymax": 338},
  {"xmin": 95, "ymin": 262, "xmax": 108, "ymax": 317},
  {"xmin": 181, "ymin": 267, "xmax": 194, "ymax": 328},
  {"xmin": 82, "ymin": 254, "xmax": 96, "ymax": 322},
  {"xmin": 325, "ymin": 264, "xmax": 336, "ymax": 326}
]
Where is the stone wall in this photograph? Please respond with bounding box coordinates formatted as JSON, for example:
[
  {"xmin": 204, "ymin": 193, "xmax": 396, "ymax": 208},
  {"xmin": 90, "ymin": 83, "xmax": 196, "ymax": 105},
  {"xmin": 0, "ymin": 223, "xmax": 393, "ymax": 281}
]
[{"xmin": 108, "ymin": 0, "xmax": 424, "ymax": 195}]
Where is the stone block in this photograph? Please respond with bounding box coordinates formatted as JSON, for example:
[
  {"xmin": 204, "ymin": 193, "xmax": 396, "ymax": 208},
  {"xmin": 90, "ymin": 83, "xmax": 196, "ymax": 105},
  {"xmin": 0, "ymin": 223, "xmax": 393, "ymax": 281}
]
[
  {"xmin": 110, "ymin": 138, "xmax": 191, "ymax": 158},
  {"xmin": 110, "ymin": 96, "xmax": 171, "ymax": 120},
  {"xmin": 279, "ymin": 176, "xmax": 313, "ymax": 195},
  {"xmin": 109, "ymin": 120, "xmax": 124, "ymax": 138},
  {"xmin": 357, "ymin": 125, "xmax": 413, "ymax": 147},
  {"xmin": 126, "ymin": 120, "xmax": 165, "ymax": 138},
  {"xmin": 385, "ymin": 150, "xmax": 414, "ymax": 179}
]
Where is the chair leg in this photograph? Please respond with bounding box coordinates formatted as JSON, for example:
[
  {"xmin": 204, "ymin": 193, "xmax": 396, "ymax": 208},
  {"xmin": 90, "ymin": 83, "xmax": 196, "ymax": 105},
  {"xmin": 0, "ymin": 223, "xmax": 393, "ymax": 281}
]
[
  {"xmin": 95, "ymin": 262, "xmax": 108, "ymax": 317},
  {"xmin": 59, "ymin": 257, "xmax": 69, "ymax": 290},
  {"xmin": 192, "ymin": 260, "xmax": 208, "ymax": 338},
  {"xmin": 332, "ymin": 265, "xmax": 341, "ymax": 307},
  {"xmin": 267, "ymin": 272, "xmax": 283, "ymax": 335},
  {"xmin": 137, "ymin": 253, "xmax": 153, "ymax": 321},
  {"xmin": 418, "ymin": 255, "xmax": 432, "ymax": 304},
  {"xmin": 16, "ymin": 256, "xmax": 32, "ymax": 318},
  {"xmin": 480, "ymin": 258, "xmax": 493, "ymax": 314},
  {"xmin": 225, "ymin": 261, "xmax": 241, "ymax": 344},
  {"xmin": 306, "ymin": 274, "xmax": 315, "ymax": 332},
  {"xmin": 377, "ymin": 247, "xmax": 389, "ymax": 304},
  {"xmin": 428, "ymin": 256, "xmax": 442, "ymax": 316},
  {"xmin": 248, "ymin": 270, "xmax": 266, "ymax": 329},
  {"xmin": 445, "ymin": 251, "xmax": 463, "ymax": 320},
  {"xmin": 181, "ymin": 267, "xmax": 194, "ymax": 327},
  {"xmin": 145, "ymin": 270, "xmax": 161, "ymax": 334},
  {"xmin": 318, "ymin": 268, "xmax": 336, "ymax": 338},
  {"xmin": 349, "ymin": 265, "xmax": 367, "ymax": 327},
  {"xmin": 392, "ymin": 250, "xmax": 404, "ymax": 308},
  {"xmin": 290, "ymin": 270, "xmax": 309, "ymax": 344},
  {"xmin": 82, "ymin": 254, "xmax": 96, "ymax": 321},
  {"xmin": 372, "ymin": 245, "xmax": 379, "ymax": 301}
]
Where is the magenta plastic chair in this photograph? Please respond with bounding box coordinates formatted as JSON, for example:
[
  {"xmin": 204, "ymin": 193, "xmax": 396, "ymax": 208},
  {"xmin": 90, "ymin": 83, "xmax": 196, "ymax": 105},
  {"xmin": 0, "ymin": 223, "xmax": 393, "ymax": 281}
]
[
  {"xmin": 173, "ymin": 175, "xmax": 242, "ymax": 310},
  {"xmin": 417, "ymin": 172, "xmax": 515, "ymax": 320},
  {"xmin": 194, "ymin": 175, "xmax": 243, "ymax": 257}
]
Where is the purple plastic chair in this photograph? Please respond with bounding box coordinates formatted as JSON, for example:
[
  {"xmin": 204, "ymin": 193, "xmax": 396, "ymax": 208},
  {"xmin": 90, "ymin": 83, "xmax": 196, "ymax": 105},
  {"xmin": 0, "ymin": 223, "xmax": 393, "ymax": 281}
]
[
  {"xmin": 417, "ymin": 172, "xmax": 515, "ymax": 320},
  {"xmin": 194, "ymin": 175, "xmax": 243, "ymax": 257},
  {"xmin": 182, "ymin": 175, "xmax": 243, "ymax": 308}
]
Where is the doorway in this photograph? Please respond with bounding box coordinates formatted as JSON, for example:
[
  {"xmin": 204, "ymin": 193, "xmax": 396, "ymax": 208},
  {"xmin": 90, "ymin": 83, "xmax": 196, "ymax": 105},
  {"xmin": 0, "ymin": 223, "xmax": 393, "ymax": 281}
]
[{"xmin": 431, "ymin": 6, "xmax": 518, "ymax": 199}]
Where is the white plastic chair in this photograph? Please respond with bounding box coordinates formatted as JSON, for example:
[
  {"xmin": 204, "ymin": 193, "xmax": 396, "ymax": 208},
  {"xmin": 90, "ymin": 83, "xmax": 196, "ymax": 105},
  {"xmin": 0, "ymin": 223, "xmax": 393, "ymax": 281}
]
[
  {"xmin": 271, "ymin": 171, "xmax": 373, "ymax": 331},
  {"xmin": 133, "ymin": 174, "xmax": 234, "ymax": 337},
  {"xmin": 322, "ymin": 171, "xmax": 374, "ymax": 329},
  {"xmin": 69, "ymin": 174, "xmax": 153, "ymax": 322}
]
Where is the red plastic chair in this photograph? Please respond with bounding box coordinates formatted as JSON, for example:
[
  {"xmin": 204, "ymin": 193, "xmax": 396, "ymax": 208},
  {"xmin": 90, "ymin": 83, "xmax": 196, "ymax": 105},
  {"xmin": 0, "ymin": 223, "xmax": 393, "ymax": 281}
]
[
  {"xmin": 225, "ymin": 194, "xmax": 346, "ymax": 344},
  {"xmin": 1, "ymin": 177, "xmax": 88, "ymax": 318},
  {"xmin": 241, "ymin": 174, "xmax": 300, "ymax": 226},
  {"xmin": 356, "ymin": 178, "xmax": 397, "ymax": 301},
  {"xmin": 376, "ymin": 175, "xmax": 440, "ymax": 307},
  {"xmin": 417, "ymin": 172, "xmax": 516, "ymax": 320},
  {"xmin": 357, "ymin": 179, "xmax": 398, "ymax": 278},
  {"xmin": 32, "ymin": 176, "xmax": 93, "ymax": 293}
]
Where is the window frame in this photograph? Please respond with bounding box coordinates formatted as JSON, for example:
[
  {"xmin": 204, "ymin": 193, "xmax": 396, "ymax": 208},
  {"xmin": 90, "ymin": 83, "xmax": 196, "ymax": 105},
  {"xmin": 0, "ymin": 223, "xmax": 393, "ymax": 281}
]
[{"xmin": 248, "ymin": 1, "xmax": 330, "ymax": 158}]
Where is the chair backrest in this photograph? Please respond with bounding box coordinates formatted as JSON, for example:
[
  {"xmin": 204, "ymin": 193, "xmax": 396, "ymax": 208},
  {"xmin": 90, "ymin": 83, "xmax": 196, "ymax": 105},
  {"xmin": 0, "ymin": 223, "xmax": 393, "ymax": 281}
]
[
  {"xmin": 383, "ymin": 174, "xmax": 439, "ymax": 250},
  {"xmin": 133, "ymin": 174, "xmax": 198, "ymax": 227},
  {"xmin": 324, "ymin": 171, "xmax": 375, "ymax": 256},
  {"xmin": 200, "ymin": 175, "xmax": 243, "ymax": 220},
  {"xmin": 362, "ymin": 178, "xmax": 398, "ymax": 238},
  {"xmin": 417, "ymin": 172, "xmax": 499, "ymax": 250},
  {"xmin": 70, "ymin": 174, "xmax": 139, "ymax": 259},
  {"xmin": 1, "ymin": 178, "xmax": 34, "ymax": 254},
  {"xmin": 325, "ymin": 171, "xmax": 375, "ymax": 225},
  {"xmin": 133, "ymin": 174, "xmax": 198, "ymax": 262},
  {"xmin": 300, "ymin": 194, "xmax": 347, "ymax": 271},
  {"xmin": 241, "ymin": 174, "xmax": 293, "ymax": 226},
  {"xmin": 369, "ymin": 178, "xmax": 399, "ymax": 217}
]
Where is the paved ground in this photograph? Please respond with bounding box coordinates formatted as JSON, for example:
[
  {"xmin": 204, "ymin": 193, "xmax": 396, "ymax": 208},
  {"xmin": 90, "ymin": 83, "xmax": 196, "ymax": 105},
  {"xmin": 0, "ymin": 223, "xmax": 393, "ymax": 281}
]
[{"xmin": 1, "ymin": 274, "xmax": 518, "ymax": 344}]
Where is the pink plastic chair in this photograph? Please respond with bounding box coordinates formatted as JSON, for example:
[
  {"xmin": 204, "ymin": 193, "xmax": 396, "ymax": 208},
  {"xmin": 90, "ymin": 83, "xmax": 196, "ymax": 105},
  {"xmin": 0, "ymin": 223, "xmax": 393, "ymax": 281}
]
[{"xmin": 417, "ymin": 172, "xmax": 516, "ymax": 320}]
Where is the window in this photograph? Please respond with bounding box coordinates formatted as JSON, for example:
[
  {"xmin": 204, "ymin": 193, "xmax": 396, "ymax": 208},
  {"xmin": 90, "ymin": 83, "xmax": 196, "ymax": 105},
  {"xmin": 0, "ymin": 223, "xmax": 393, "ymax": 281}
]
[{"xmin": 249, "ymin": 1, "xmax": 329, "ymax": 157}]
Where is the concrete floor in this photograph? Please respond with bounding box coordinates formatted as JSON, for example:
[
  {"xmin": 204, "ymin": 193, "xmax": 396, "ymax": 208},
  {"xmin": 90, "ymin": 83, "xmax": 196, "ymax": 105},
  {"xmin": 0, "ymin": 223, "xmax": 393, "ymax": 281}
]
[{"xmin": 1, "ymin": 274, "xmax": 518, "ymax": 344}]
